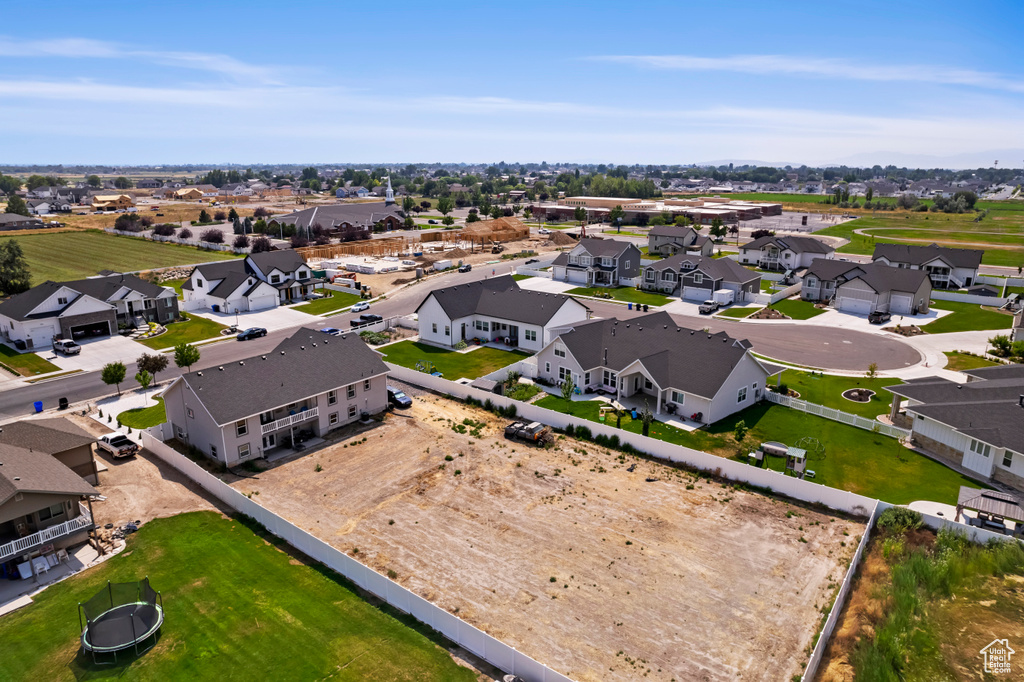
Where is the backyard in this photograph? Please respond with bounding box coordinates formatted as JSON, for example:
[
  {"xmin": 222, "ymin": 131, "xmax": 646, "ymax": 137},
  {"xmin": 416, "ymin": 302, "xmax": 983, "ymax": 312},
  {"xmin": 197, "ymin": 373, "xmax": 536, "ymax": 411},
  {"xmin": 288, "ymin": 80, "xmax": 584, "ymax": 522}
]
[
  {"xmin": 0, "ymin": 512, "xmax": 479, "ymax": 682},
  {"xmin": 533, "ymin": 396, "xmax": 983, "ymax": 505},
  {"xmin": 924, "ymin": 300, "xmax": 1015, "ymax": 334},
  {"xmin": 137, "ymin": 316, "xmax": 227, "ymax": 350},
  {"xmin": 116, "ymin": 397, "xmax": 167, "ymax": 429},
  {"xmin": 564, "ymin": 285, "xmax": 672, "ymax": 306},
  {"xmin": 0, "ymin": 343, "xmax": 60, "ymax": 376},
  {"xmin": 942, "ymin": 350, "xmax": 1000, "ymax": 371},
  {"xmin": 293, "ymin": 288, "xmax": 362, "ymax": 315},
  {"xmin": 379, "ymin": 340, "xmax": 530, "ymax": 379},
  {"xmin": 0, "ymin": 230, "xmax": 241, "ymax": 285},
  {"xmin": 771, "ymin": 297, "xmax": 826, "ymax": 320},
  {"xmin": 774, "ymin": 369, "xmax": 902, "ymax": 419}
]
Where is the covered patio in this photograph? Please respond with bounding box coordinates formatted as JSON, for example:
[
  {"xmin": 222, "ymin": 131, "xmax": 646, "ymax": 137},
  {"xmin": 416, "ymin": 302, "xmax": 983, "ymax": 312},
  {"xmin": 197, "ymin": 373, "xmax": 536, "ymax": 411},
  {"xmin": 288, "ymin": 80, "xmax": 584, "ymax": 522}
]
[{"xmin": 955, "ymin": 486, "xmax": 1024, "ymax": 537}]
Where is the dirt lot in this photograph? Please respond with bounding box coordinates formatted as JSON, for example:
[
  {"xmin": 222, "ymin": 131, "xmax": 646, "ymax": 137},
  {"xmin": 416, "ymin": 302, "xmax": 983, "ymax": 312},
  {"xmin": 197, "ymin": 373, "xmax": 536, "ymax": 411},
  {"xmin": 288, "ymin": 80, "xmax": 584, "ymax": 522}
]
[{"xmin": 227, "ymin": 395, "xmax": 863, "ymax": 682}]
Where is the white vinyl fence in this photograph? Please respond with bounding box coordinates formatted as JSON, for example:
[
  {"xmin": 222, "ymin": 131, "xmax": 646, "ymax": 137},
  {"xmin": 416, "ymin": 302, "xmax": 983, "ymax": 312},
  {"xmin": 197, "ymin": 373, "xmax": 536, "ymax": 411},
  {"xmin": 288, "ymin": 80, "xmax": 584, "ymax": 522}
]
[
  {"xmin": 931, "ymin": 290, "xmax": 1008, "ymax": 306},
  {"xmin": 515, "ymin": 265, "xmax": 553, "ymax": 279},
  {"xmin": 141, "ymin": 429, "xmax": 575, "ymax": 682},
  {"xmin": 977, "ymin": 275, "xmax": 1024, "ymax": 289},
  {"xmin": 748, "ymin": 282, "xmax": 803, "ymax": 306},
  {"xmin": 106, "ymin": 227, "xmax": 249, "ymax": 253},
  {"xmin": 764, "ymin": 391, "xmax": 911, "ymax": 439}
]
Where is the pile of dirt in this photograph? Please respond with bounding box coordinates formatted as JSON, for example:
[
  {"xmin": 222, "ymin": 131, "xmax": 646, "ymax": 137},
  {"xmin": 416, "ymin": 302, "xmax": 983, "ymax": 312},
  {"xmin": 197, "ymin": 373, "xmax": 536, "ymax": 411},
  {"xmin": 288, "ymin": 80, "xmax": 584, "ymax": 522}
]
[
  {"xmin": 444, "ymin": 247, "xmax": 469, "ymax": 260},
  {"xmin": 548, "ymin": 231, "xmax": 577, "ymax": 246},
  {"xmin": 886, "ymin": 325, "xmax": 924, "ymax": 337}
]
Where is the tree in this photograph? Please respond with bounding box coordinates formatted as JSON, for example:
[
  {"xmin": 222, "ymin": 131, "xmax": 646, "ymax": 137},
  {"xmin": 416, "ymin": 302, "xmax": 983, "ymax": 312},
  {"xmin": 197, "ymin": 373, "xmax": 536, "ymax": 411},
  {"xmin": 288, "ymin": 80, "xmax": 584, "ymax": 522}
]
[
  {"xmin": 178, "ymin": 227, "xmax": 192, "ymax": 239},
  {"xmin": 243, "ymin": 216, "xmax": 253, "ymax": 233},
  {"xmin": 200, "ymin": 229, "xmax": 224, "ymax": 243},
  {"xmin": 865, "ymin": 187, "xmax": 874, "ymax": 202},
  {"xmin": 989, "ymin": 334, "xmax": 1012, "ymax": 357},
  {"xmin": 253, "ymin": 207, "xmax": 270, "ymax": 218},
  {"xmin": 228, "ymin": 207, "xmax": 239, "ymax": 221},
  {"xmin": 442, "ymin": 215, "xmax": 454, "ymax": 226},
  {"xmin": 505, "ymin": 369, "xmax": 521, "ymax": 393},
  {"xmin": 101, "ymin": 361, "xmax": 127, "ymax": 396},
  {"xmin": 198, "ymin": 209, "xmax": 212, "ymax": 223},
  {"xmin": 952, "ymin": 190, "xmax": 978, "ymax": 210},
  {"xmin": 86, "ymin": 174, "xmax": 102, "ymax": 188},
  {"xmin": 174, "ymin": 343, "xmax": 200, "ymax": 373},
  {"xmin": 232, "ymin": 217, "xmax": 243, "ymax": 234},
  {"xmin": 750, "ymin": 228, "xmax": 776, "ymax": 240},
  {"xmin": 733, "ymin": 419, "xmax": 748, "ymax": 443},
  {"xmin": 466, "ymin": 211, "xmax": 480, "ymax": 223},
  {"xmin": 4, "ymin": 194, "xmax": 29, "ymax": 217},
  {"xmin": 135, "ymin": 370, "xmax": 152, "ymax": 391},
  {"xmin": 490, "ymin": 205, "xmax": 502, "ymax": 219},
  {"xmin": 865, "ymin": 362, "xmax": 878, "ymax": 380},
  {"xmin": 573, "ymin": 206, "xmax": 586, "ymax": 224},
  {"xmin": 250, "ymin": 235, "xmax": 272, "ymax": 253},
  {"xmin": 639, "ymin": 400, "xmax": 654, "ymax": 437},
  {"xmin": 436, "ymin": 196, "xmax": 454, "ymax": 216},
  {"xmin": 213, "ymin": 210, "xmax": 226, "ymax": 221},
  {"xmin": 560, "ymin": 375, "xmax": 576, "ymax": 406},
  {"xmin": 136, "ymin": 353, "xmax": 169, "ymax": 385},
  {"xmin": 401, "ymin": 195, "xmax": 414, "ymax": 213},
  {"xmin": 708, "ymin": 217, "xmax": 727, "ymax": 239},
  {"xmin": 113, "ymin": 176, "xmax": 134, "ymax": 189},
  {"xmin": 25, "ymin": 175, "xmax": 49, "ymax": 191},
  {"xmin": 0, "ymin": 240, "xmax": 32, "ymax": 295},
  {"xmin": 233, "ymin": 234, "xmax": 250, "ymax": 249}
]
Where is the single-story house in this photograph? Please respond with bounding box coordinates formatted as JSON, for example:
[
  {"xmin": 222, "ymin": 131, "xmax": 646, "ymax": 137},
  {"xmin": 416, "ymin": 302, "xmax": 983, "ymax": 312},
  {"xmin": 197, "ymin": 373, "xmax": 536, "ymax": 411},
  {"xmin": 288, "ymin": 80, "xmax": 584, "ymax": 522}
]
[
  {"xmin": 0, "ymin": 273, "xmax": 179, "ymax": 350},
  {"xmin": 271, "ymin": 202, "xmax": 404, "ymax": 234},
  {"xmin": 642, "ymin": 254, "xmax": 761, "ymax": 302},
  {"xmin": 535, "ymin": 311, "xmax": 782, "ymax": 423},
  {"xmin": 801, "ymin": 259, "xmax": 931, "ymax": 316},
  {"xmin": 182, "ymin": 250, "xmax": 321, "ymax": 312},
  {"xmin": 647, "ymin": 225, "xmax": 713, "ymax": 257},
  {"xmin": 90, "ymin": 194, "xmax": 134, "ymax": 210},
  {"xmin": 27, "ymin": 200, "xmax": 52, "ymax": 216},
  {"xmin": 550, "ymin": 237, "xmax": 642, "ymax": 287},
  {"xmin": 162, "ymin": 328, "xmax": 389, "ymax": 465},
  {"xmin": 336, "ymin": 186, "xmax": 370, "ymax": 199},
  {"xmin": 0, "ymin": 418, "xmax": 99, "ymax": 484},
  {"xmin": 872, "ymin": 243, "xmax": 982, "ymax": 289},
  {"xmin": 739, "ymin": 235, "xmax": 835, "ymax": 271},
  {"xmin": 415, "ymin": 275, "xmax": 590, "ymax": 353},
  {"xmin": 174, "ymin": 187, "xmax": 204, "ymax": 200},
  {"xmin": 0, "ymin": 213, "xmax": 44, "ymax": 229},
  {"xmin": 887, "ymin": 364, "xmax": 1024, "ymax": 492}
]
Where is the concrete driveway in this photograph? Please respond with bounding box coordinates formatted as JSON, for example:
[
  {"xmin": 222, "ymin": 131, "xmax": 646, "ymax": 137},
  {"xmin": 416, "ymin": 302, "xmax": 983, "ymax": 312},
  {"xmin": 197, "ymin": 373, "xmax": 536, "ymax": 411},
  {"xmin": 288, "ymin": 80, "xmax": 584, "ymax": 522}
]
[
  {"xmin": 191, "ymin": 305, "xmax": 321, "ymax": 333},
  {"xmin": 38, "ymin": 334, "xmax": 146, "ymax": 373}
]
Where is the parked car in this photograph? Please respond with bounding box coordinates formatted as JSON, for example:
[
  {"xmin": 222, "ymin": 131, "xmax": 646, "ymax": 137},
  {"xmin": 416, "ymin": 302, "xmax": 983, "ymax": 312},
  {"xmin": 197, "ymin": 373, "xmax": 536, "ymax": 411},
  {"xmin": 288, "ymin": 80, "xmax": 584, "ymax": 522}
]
[
  {"xmin": 155, "ymin": 213, "xmax": 164, "ymax": 216},
  {"xmin": 525, "ymin": 258, "xmax": 539, "ymax": 265},
  {"xmin": 538, "ymin": 228, "xmax": 550, "ymax": 235},
  {"xmin": 387, "ymin": 385, "xmax": 413, "ymax": 408},
  {"xmin": 868, "ymin": 311, "xmax": 891, "ymax": 324},
  {"xmin": 236, "ymin": 327, "xmax": 268, "ymax": 340},
  {"xmin": 52, "ymin": 338, "xmax": 81, "ymax": 355},
  {"xmin": 698, "ymin": 300, "xmax": 720, "ymax": 314},
  {"xmin": 320, "ymin": 327, "xmax": 341, "ymax": 335},
  {"xmin": 458, "ymin": 263, "xmax": 472, "ymax": 273},
  {"xmin": 428, "ymin": 219, "xmax": 437, "ymax": 224},
  {"xmin": 97, "ymin": 434, "xmax": 139, "ymax": 459},
  {"xmin": 350, "ymin": 314, "xmax": 383, "ymax": 327},
  {"xmin": 351, "ymin": 301, "xmax": 370, "ymax": 313}
]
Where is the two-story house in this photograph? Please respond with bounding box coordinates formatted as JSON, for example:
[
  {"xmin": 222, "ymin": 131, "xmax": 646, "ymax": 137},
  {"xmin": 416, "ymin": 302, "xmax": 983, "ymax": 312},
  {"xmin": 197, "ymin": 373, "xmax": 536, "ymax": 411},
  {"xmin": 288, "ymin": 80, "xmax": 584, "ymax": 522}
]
[
  {"xmin": 0, "ymin": 274, "xmax": 179, "ymax": 350},
  {"xmin": 801, "ymin": 259, "xmax": 931, "ymax": 316},
  {"xmin": 871, "ymin": 243, "xmax": 983, "ymax": 289},
  {"xmin": 550, "ymin": 237, "xmax": 642, "ymax": 287},
  {"xmin": 642, "ymin": 254, "xmax": 761, "ymax": 302},
  {"xmin": 535, "ymin": 311, "xmax": 782, "ymax": 423},
  {"xmin": 182, "ymin": 250, "xmax": 321, "ymax": 313},
  {"xmin": 738, "ymin": 235, "xmax": 835, "ymax": 271},
  {"xmin": 646, "ymin": 225, "xmax": 714, "ymax": 257},
  {"xmin": 415, "ymin": 275, "xmax": 590, "ymax": 353},
  {"xmin": 162, "ymin": 328, "xmax": 389, "ymax": 465}
]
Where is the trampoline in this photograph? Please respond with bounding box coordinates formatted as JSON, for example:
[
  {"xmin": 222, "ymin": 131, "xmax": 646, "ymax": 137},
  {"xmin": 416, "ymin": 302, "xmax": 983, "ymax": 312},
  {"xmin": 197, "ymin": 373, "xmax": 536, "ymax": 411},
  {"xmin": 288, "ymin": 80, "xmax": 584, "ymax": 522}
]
[{"xmin": 78, "ymin": 578, "xmax": 164, "ymax": 663}]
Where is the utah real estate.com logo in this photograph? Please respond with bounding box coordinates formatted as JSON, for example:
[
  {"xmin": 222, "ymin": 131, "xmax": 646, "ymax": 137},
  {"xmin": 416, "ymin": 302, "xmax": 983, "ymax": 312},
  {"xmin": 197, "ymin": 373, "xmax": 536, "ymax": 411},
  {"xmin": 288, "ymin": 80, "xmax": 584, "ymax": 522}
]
[{"xmin": 980, "ymin": 638, "xmax": 1015, "ymax": 675}]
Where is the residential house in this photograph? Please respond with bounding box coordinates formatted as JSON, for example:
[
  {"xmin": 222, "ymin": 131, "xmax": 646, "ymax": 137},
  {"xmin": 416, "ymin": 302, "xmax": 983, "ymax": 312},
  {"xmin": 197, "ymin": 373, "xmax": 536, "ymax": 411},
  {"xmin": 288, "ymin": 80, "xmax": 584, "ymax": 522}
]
[
  {"xmin": 0, "ymin": 273, "xmax": 180, "ymax": 350},
  {"xmin": 642, "ymin": 254, "xmax": 761, "ymax": 302},
  {"xmin": 550, "ymin": 237, "xmax": 642, "ymax": 287},
  {"xmin": 162, "ymin": 328, "xmax": 389, "ymax": 465},
  {"xmin": 174, "ymin": 187, "xmax": 204, "ymax": 200},
  {"xmin": 415, "ymin": 275, "xmax": 590, "ymax": 352},
  {"xmin": 135, "ymin": 178, "xmax": 162, "ymax": 189},
  {"xmin": 801, "ymin": 259, "xmax": 931, "ymax": 316},
  {"xmin": 535, "ymin": 311, "xmax": 782, "ymax": 423},
  {"xmin": 0, "ymin": 420, "xmax": 100, "ymax": 577},
  {"xmin": 908, "ymin": 180, "xmax": 954, "ymax": 199},
  {"xmin": 887, "ymin": 365, "xmax": 1024, "ymax": 491},
  {"xmin": 802, "ymin": 181, "xmax": 823, "ymax": 193},
  {"xmin": 0, "ymin": 213, "xmax": 44, "ymax": 229},
  {"xmin": 336, "ymin": 186, "xmax": 369, "ymax": 199},
  {"xmin": 27, "ymin": 200, "xmax": 52, "ymax": 216},
  {"xmin": 739, "ymin": 235, "xmax": 835, "ymax": 271},
  {"xmin": 872, "ymin": 243, "xmax": 983, "ymax": 289},
  {"xmin": 647, "ymin": 225, "xmax": 713, "ymax": 257},
  {"xmin": 273, "ymin": 202, "xmax": 404, "ymax": 234},
  {"xmin": 90, "ymin": 194, "xmax": 135, "ymax": 211},
  {"xmin": 182, "ymin": 250, "xmax": 320, "ymax": 312},
  {"xmin": 220, "ymin": 183, "xmax": 253, "ymax": 196},
  {"xmin": 0, "ymin": 418, "xmax": 100, "ymax": 484}
]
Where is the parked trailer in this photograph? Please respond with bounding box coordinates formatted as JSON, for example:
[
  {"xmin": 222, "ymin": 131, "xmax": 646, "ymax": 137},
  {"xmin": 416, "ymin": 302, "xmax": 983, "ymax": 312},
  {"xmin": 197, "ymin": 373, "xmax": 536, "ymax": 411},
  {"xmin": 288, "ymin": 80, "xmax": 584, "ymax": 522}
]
[{"xmin": 503, "ymin": 421, "xmax": 553, "ymax": 445}]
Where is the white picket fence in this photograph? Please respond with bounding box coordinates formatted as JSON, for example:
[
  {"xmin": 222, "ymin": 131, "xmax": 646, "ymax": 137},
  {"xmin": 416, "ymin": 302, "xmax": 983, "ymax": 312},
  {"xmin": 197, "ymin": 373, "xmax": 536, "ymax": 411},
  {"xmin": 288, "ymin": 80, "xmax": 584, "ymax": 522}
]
[
  {"xmin": 764, "ymin": 391, "xmax": 910, "ymax": 439},
  {"xmin": 141, "ymin": 429, "xmax": 575, "ymax": 682}
]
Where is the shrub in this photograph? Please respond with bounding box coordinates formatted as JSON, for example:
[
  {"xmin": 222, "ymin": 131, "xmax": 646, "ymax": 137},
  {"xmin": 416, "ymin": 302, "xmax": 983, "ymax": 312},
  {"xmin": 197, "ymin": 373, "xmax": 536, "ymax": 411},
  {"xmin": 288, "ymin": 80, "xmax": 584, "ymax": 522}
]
[
  {"xmin": 198, "ymin": 209, "xmax": 212, "ymax": 223},
  {"xmin": 483, "ymin": 398, "xmax": 494, "ymax": 412},
  {"xmin": 290, "ymin": 234, "xmax": 309, "ymax": 248},
  {"xmin": 250, "ymin": 235, "xmax": 272, "ymax": 253},
  {"xmin": 453, "ymin": 340, "xmax": 468, "ymax": 350},
  {"xmin": 213, "ymin": 210, "xmax": 226, "ymax": 221},
  {"xmin": 233, "ymin": 234, "xmax": 250, "ymax": 249},
  {"xmin": 774, "ymin": 383, "xmax": 789, "ymax": 395},
  {"xmin": 151, "ymin": 223, "xmax": 176, "ymax": 237},
  {"xmin": 563, "ymin": 424, "xmax": 574, "ymax": 437},
  {"xmin": 877, "ymin": 506, "xmax": 923, "ymax": 535},
  {"xmin": 505, "ymin": 403, "xmax": 517, "ymax": 418},
  {"xmin": 608, "ymin": 435, "xmax": 620, "ymax": 449},
  {"xmin": 200, "ymin": 228, "xmax": 223, "ymax": 243},
  {"xmin": 253, "ymin": 206, "xmax": 270, "ymax": 218},
  {"xmin": 178, "ymin": 227, "xmax": 192, "ymax": 239},
  {"xmin": 114, "ymin": 213, "xmax": 144, "ymax": 232},
  {"xmin": 575, "ymin": 425, "xmax": 592, "ymax": 441}
]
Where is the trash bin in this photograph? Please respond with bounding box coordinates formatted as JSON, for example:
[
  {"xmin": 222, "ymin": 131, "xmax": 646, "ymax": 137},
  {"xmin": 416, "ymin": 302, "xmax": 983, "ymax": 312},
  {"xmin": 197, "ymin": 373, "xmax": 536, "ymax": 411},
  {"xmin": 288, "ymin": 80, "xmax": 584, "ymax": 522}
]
[
  {"xmin": 58, "ymin": 397, "xmax": 68, "ymax": 410},
  {"xmin": 643, "ymin": 304, "xmax": 649, "ymax": 312},
  {"xmin": 33, "ymin": 400, "xmax": 43, "ymax": 413},
  {"xmin": 627, "ymin": 302, "xmax": 633, "ymax": 310},
  {"xmin": 631, "ymin": 409, "xmax": 638, "ymax": 420}
]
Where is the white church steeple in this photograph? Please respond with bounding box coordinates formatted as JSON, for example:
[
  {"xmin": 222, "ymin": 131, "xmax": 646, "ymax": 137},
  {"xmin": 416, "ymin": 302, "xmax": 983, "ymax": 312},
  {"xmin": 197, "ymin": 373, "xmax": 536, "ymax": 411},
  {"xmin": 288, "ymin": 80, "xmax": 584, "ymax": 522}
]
[{"xmin": 385, "ymin": 175, "xmax": 395, "ymax": 205}]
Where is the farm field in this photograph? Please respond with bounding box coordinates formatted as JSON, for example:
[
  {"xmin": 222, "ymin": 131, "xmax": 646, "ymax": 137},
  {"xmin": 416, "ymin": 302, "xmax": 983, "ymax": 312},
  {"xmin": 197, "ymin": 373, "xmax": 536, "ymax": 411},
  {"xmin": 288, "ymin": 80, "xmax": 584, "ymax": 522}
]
[
  {"xmin": 227, "ymin": 396, "xmax": 862, "ymax": 682},
  {"xmin": 0, "ymin": 230, "xmax": 240, "ymax": 285},
  {"xmin": 0, "ymin": 512, "xmax": 479, "ymax": 682}
]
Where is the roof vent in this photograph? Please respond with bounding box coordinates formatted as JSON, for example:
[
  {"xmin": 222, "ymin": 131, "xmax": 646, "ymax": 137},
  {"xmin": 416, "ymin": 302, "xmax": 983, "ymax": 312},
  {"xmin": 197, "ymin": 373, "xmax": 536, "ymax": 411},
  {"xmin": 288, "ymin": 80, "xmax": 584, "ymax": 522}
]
[
  {"xmin": 690, "ymin": 330, "xmax": 694, "ymax": 335},
  {"xmin": 664, "ymin": 325, "xmax": 667, "ymax": 329},
  {"xmin": 218, "ymin": 366, "xmax": 224, "ymax": 371},
  {"xmin": 239, "ymin": 361, "xmax": 244, "ymax": 366},
  {"xmin": 1019, "ymin": 394, "xmax": 1023, "ymax": 408},
  {"xmin": 280, "ymin": 350, "xmax": 285, "ymax": 355},
  {"xmin": 197, "ymin": 371, "xmax": 203, "ymax": 376},
  {"xmin": 261, "ymin": 355, "xmax": 266, "ymax": 360}
]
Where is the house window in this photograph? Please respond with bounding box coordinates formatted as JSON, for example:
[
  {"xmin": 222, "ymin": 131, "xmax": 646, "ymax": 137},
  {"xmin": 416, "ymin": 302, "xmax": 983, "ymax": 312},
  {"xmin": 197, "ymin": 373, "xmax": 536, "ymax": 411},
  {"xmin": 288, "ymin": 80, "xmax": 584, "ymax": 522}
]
[
  {"xmin": 805, "ymin": 277, "xmax": 817, "ymax": 287},
  {"xmin": 57, "ymin": 296, "xmax": 68, "ymax": 305},
  {"xmin": 671, "ymin": 391, "xmax": 685, "ymax": 404},
  {"xmin": 645, "ymin": 270, "xmax": 656, "ymax": 281},
  {"xmin": 545, "ymin": 362, "xmax": 550, "ymax": 373},
  {"xmin": 196, "ymin": 279, "xmax": 203, "ymax": 288},
  {"xmin": 970, "ymin": 439, "xmax": 991, "ymax": 458},
  {"xmin": 432, "ymin": 323, "xmax": 437, "ymax": 334},
  {"xmin": 328, "ymin": 390, "xmax": 337, "ymax": 405},
  {"xmin": 238, "ymin": 443, "xmax": 250, "ymax": 460},
  {"xmin": 693, "ymin": 273, "xmax": 703, "ymax": 284},
  {"xmin": 644, "ymin": 378, "xmax": 653, "ymax": 390},
  {"xmin": 329, "ymin": 412, "xmax": 339, "ymax": 425},
  {"xmin": 584, "ymin": 372, "xmax": 591, "ymax": 385},
  {"xmin": 210, "ymin": 444, "xmax": 218, "ymax": 459},
  {"xmin": 187, "ymin": 408, "xmax": 194, "ymax": 419},
  {"xmin": 474, "ymin": 320, "xmax": 489, "ymax": 332},
  {"xmin": 525, "ymin": 329, "xmax": 537, "ymax": 342},
  {"xmin": 164, "ymin": 297, "xmax": 174, "ymax": 307},
  {"xmin": 270, "ymin": 274, "xmax": 281, "ymax": 284},
  {"xmin": 298, "ymin": 270, "xmax": 308, "ymax": 279},
  {"xmin": 554, "ymin": 346, "xmax": 566, "ymax": 358},
  {"xmin": 1003, "ymin": 451, "xmax": 1014, "ymax": 468},
  {"xmin": 624, "ymin": 260, "xmax": 630, "ymax": 269},
  {"xmin": 444, "ymin": 326, "xmax": 450, "ymax": 336},
  {"xmin": 662, "ymin": 271, "xmax": 675, "ymax": 281},
  {"xmin": 363, "ymin": 379, "xmax": 371, "ymax": 391},
  {"xmin": 603, "ymin": 369, "xmax": 617, "ymax": 386},
  {"xmin": 38, "ymin": 503, "xmax": 65, "ymax": 521},
  {"xmin": 558, "ymin": 366, "xmax": 573, "ymax": 383},
  {"xmin": 737, "ymin": 387, "xmax": 747, "ymax": 403},
  {"xmin": 235, "ymin": 420, "xmax": 247, "ymax": 437},
  {"xmin": 348, "ymin": 405, "xmax": 357, "ymax": 418},
  {"xmin": 347, "ymin": 384, "xmax": 356, "ymax": 399}
]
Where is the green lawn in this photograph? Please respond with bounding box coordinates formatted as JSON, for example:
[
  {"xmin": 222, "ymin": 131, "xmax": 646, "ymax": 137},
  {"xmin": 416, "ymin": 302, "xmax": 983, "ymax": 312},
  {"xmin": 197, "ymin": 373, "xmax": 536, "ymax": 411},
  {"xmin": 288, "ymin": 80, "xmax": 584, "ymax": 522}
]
[
  {"xmin": 776, "ymin": 369, "xmax": 902, "ymax": 419},
  {"xmin": 0, "ymin": 343, "xmax": 60, "ymax": 376},
  {"xmin": 0, "ymin": 230, "xmax": 241, "ymax": 286},
  {"xmin": 639, "ymin": 247, "xmax": 664, "ymax": 259},
  {"xmin": 505, "ymin": 382, "xmax": 542, "ymax": 402},
  {"xmin": 565, "ymin": 286, "xmax": 672, "ymax": 306},
  {"xmin": 759, "ymin": 279, "xmax": 776, "ymax": 292},
  {"xmin": 137, "ymin": 316, "xmax": 228, "ymax": 350},
  {"xmin": 511, "ymin": 274, "xmax": 531, "ymax": 281},
  {"xmin": 116, "ymin": 397, "xmax": 167, "ymax": 428},
  {"xmin": 770, "ymin": 298, "xmax": 826, "ymax": 320},
  {"xmin": 925, "ymin": 300, "xmax": 1015, "ymax": 334},
  {"xmin": 943, "ymin": 351, "xmax": 1000, "ymax": 371},
  {"xmin": 161, "ymin": 278, "xmax": 188, "ymax": 298},
  {"xmin": 293, "ymin": 289, "xmax": 362, "ymax": 315},
  {"xmin": 534, "ymin": 397, "xmax": 982, "ymax": 505},
  {"xmin": 715, "ymin": 305, "xmax": 758, "ymax": 319},
  {"xmin": 0, "ymin": 512, "xmax": 477, "ymax": 682},
  {"xmin": 380, "ymin": 340, "xmax": 530, "ymax": 379}
]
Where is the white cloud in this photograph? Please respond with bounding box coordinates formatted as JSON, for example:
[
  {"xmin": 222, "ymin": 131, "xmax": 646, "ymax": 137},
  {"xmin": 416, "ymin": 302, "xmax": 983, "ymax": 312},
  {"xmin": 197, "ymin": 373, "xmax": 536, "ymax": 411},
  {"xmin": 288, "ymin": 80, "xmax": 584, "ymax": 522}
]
[{"xmin": 590, "ymin": 54, "xmax": 1024, "ymax": 95}]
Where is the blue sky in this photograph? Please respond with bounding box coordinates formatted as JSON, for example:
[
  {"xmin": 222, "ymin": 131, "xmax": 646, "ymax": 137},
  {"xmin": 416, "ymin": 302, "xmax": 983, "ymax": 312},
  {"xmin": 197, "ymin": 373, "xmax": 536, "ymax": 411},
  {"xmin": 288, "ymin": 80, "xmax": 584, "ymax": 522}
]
[{"xmin": 2, "ymin": 0, "xmax": 1023, "ymax": 167}]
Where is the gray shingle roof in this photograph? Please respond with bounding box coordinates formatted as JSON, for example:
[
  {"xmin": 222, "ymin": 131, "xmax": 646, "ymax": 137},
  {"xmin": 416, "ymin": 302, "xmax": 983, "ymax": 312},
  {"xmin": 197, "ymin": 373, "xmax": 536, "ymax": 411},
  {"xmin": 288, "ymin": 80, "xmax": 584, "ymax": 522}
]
[
  {"xmin": 872, "ymin": 243, "xmax": 983, "ymax": 269},
  {"xmin": 0, "ymin": 442, "xmax": 97, "ymax": 505},
  {"xmin": 0, "ymin": 274, "xmax": 169, "ymax": 322},
  {"xmin": 0, "ymin": 281, "xmax": 73, "ymax": 321},
  {"xmin": 246, "ymin": 250, "xmax": 305, "ymax": 277},
  {"xmin": 574, "ymin": 237, "xmax": 637, "ymax": 259},
  {"xmin": 178, "ymin": 328, "xmax": 390, "ymax": 425},
  {"xmin": 743, "ymin": 235, "xmax": 834, "ymax": 255},
  {"xmin": 648, "ymin": 225, "xmax": 698, "ymax": 240},
  {"xmin": 416, "ymin": 275, "xmax": 588, "ymax": 326},
  {"xmin": 804, "ymin": 259, "xmax": 930, "ymax": 293},
  {"xmin": 271, "ymin": 202, "xmax": 403, "ymax": 230},
  {"xmin": 0, "ymin": 418, "xmax": 95, "ymax": 455},
  {"xmin": 553, "ymin": 311, "xmax": 766, "ymax": 399},
  {"xmin": 646, "ymin": 254, "xmax": 760, "ymax": 284}
]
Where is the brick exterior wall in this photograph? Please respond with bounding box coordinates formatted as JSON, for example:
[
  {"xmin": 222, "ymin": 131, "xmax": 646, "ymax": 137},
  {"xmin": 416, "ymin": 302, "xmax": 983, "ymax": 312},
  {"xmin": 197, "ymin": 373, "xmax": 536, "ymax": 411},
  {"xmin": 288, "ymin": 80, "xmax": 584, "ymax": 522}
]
[
  {"xmin": 892, "ymin": 413, "xmax": 913, "ymax": 429},
  {"xmin": 993, "ymin": 467, "xmax": 1024, "ymax": 492},
  {"xmin": 912, "ymin": 432, "xmax": 965, "ymax": 468},
  {"xmin": 59, "ymin": 310, "xmax": 117, "ymax": 339}
]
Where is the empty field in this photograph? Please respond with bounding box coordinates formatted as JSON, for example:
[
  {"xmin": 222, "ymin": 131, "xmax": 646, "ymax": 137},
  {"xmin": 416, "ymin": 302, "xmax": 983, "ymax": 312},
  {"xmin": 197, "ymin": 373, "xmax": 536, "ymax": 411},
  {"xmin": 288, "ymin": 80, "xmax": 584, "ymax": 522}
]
[
  {"xmin": 228, "ymin": 396, "xmax": 862, "ymax": 682},
  {"xmin": 0, "ymin": 230, "xmax": 239, "ymax": 285}
]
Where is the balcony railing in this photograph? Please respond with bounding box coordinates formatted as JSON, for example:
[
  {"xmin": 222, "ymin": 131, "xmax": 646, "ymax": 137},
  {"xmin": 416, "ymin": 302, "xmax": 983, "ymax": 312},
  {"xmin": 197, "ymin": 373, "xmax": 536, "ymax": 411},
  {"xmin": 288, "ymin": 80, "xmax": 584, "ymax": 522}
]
[
  {"xmin": 0, "ymin": 504, "xmax": 93, "ymax": 562},
  {"xmin": 260, "ymin": 406, "xmax": 319, "ymax": 435}
]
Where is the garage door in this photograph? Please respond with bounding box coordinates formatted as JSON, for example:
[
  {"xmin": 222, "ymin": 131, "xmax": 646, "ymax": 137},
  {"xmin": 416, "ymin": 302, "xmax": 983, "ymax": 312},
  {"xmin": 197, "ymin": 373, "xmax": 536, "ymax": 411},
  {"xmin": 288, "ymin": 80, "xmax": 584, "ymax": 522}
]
[
  {"xmin": 890, "ymin": 295, "xmax": 913, "ymax": 315},
  {"xmin": 248, "ymin": 294, "xmax": 278, "ymax": 312},
  {"xmin": 682, "ymin": 286, "xmax": 710, "ymax": 301},
  {"xmin": 28, "ymin": 324, "xmax": 57, "ymax": 349},
  {"xmin": 69, "ymin": 321, "xmax": 111, "ymax": 340},
  {"xmin": 837, "ymin": 297, "xmax": 873, "ymax": 315}
]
